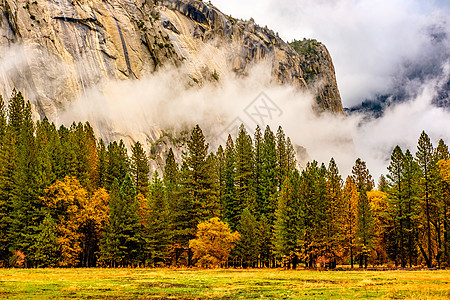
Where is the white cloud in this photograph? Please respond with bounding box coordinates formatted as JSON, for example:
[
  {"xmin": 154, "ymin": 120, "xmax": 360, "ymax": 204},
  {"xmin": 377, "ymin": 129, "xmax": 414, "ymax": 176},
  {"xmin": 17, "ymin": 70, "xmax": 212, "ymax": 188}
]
[{"xmin": 210, "ymin": 0, "xmax": 449, "ymax": 107}]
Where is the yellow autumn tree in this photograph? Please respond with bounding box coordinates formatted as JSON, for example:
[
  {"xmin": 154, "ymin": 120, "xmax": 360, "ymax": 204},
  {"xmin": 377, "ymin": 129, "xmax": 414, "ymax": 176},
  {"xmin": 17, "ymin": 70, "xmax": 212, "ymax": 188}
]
[
  {"xmin": 438, "ymin": 159, "xmax": 450, "ymax": 183},
  {"xmin": 41, "ymin": 177, "xmax": 87, "ymax": 267},
  {"xmin": 368, "ymin": 190, "xmax": 390, "ymax": 265},
  {"xmin": 189, "ymin": 217, "xmax": 240, "ymax": 268},
  {"xmin": 42, "ymin": 177, "xmax": 109, "ymax": 267}
]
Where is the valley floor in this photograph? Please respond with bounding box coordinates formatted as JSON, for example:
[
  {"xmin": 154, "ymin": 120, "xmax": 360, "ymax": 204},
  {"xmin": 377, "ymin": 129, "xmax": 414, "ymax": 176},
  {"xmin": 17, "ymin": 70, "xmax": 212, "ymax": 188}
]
[{"xmin": 0, "ymin": 268, "xmax": 449, "ymax": 299}]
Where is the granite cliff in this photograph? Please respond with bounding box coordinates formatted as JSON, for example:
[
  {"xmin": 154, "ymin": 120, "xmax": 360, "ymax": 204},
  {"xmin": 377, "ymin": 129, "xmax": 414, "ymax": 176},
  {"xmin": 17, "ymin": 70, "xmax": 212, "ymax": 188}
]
[{"xmin": 0, "ymin": 0, "xmax": 343, "ymax": 117}]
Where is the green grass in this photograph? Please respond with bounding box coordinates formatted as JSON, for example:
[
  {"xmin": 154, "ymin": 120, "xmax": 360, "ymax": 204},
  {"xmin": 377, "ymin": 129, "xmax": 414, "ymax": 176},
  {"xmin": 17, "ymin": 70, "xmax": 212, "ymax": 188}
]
[{"xmin": 0, "ymin": 268, "xmax": 449, "ymax": 299}]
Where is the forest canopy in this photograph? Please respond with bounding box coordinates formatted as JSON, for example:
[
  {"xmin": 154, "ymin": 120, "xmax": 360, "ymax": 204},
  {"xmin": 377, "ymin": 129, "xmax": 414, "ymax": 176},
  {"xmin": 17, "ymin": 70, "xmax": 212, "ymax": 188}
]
[{"xmin": 0, "ymin": 91, "xmax": 449, "ymax": 269}]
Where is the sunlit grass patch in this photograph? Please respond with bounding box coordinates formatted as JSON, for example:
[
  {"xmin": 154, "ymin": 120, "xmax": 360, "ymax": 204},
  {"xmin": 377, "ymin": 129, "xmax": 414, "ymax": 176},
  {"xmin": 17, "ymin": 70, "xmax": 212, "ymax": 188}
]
[{"xmin": 0, "ymin": 268, "xmax": 448, "ymax": 299}]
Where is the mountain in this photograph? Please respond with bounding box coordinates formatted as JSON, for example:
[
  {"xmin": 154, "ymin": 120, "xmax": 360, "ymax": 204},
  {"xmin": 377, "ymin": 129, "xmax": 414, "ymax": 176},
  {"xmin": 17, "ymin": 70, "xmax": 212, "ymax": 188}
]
[
  {"xmin": 0, "ymin": 0, "xmax": 343, "ymax": 114},
  {"xmin": 0, "ymin": 0, "xmax": 344, "ymax": 170}
]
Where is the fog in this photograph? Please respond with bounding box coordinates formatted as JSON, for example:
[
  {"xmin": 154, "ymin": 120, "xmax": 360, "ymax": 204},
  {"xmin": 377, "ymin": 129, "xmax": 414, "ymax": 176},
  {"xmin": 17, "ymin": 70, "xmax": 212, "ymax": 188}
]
[
  {"xmin": 210, "ymin": 0, "xmax": 450, "ymax": 108},
  {"xmin": 56, "ymin": 58, "xmax": 450, "ymax": 180},
  {"xmin": 1, "ymin": 1, "xmax": 450, "ymax": 182}
]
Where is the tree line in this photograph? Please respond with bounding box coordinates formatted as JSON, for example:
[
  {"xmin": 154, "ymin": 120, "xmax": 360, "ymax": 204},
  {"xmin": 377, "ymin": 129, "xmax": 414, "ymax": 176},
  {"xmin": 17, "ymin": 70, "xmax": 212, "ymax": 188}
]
[{"xmin": 0, "ymin": 91, "xmax": 449, "ymax": 268}]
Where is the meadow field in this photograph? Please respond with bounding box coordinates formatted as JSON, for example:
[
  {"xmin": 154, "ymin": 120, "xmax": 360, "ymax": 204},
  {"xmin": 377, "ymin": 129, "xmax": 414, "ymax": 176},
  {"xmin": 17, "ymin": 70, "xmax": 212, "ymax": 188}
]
[{"xmin": 0, "ymin": 268, "xmax": 449, "ymax": 299}]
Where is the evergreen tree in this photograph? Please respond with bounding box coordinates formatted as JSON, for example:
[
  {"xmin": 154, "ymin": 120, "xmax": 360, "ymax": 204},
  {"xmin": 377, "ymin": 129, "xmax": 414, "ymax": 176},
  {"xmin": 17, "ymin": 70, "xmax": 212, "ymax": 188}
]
[
  {"xmin": 164, "ymin": 148, "xmax": 179, "ymax": 215},
  {"xmin": 32, "ymin": 214, "xmax": 59, "ymax": 267},
  {"xmin": 145, "ymin": 172, "xmax": 171, "ymax": 266},
  {"xmin": 237, "ymin": 208, "xmax": 259, "ymax": 268},
  {"xmin": 298, "ymin": 161, "xmax": 328, "ymax": 268},
  {"xmin": 274, "ymin": 170, "xmax": 301, "ymax": 268},
  {"xmin": 234, "ymin": 124, "xmax": 254, "ymax": 214},
  {"xmin": 276, "ymin": 126, "xmax": 288, "ymax": 190},
  {"xmin": 325, "ymin": 158, "xmax": 343, "ymax": 268},
  {"xmin": 286, "ymin": 137, "xmax": 297, "ymax": 172},
  {"xmin": 352, "ymin": 158, "xmax": 374, "ymax": 268},
  {"xmin": 101, "ymin": 175, "xmax": 140, "ymax": 266},
  {"xmin": 403, "ymin": 150, "xmax": 421, "ymax": 267},
  {"xmin": 0, "ymin": 95, "xmax": 11, "ymax": 264},
  {"xmin": 253, "ymin": 126, "xmax": 264, "ymax": 215},
  {"xmin": 387, "ymin": 145, "xmax": 407, "ymax": 266},
  {"xmin": 177, "ymin": 125, "xmax": 219, "ymax": 256},
  {"xmin": 106, "ymin": 140, "xmax": 130, "ymax": 190},
  {"xmin": 261, "ymin": 125, "xmax": 277, "ymax": 225},
  {"xmin": 416, "ymin": 131, "xmax": 434, "ymax": 267},
  {"xmin": 97, "ymin": 140, "xmax": 108, "ymax": 189},
  {"xmin": 8, "ymin": 92, "xmax": 41, "ymax": 266},
  {"xmin": 130, "ymin": 141, "xmax": 150, "ymax": 195},
  {"xmin": 223, "ymin": 135, "xmax": 237, "ymax": 229}
]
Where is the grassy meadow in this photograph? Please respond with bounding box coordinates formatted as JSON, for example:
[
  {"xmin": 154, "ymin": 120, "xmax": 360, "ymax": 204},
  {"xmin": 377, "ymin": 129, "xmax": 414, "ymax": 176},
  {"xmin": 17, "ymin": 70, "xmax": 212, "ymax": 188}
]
[{"xmin": 0, "ymin": 268, "xmax": 449, "ymax": 299}]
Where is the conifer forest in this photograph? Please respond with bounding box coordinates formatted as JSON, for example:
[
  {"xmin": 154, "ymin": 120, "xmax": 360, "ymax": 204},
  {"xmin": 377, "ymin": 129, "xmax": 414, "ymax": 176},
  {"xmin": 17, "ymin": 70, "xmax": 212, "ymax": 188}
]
[{"xmin": 0, "ymin": 91, "xmax": 449, "ymax": 269}]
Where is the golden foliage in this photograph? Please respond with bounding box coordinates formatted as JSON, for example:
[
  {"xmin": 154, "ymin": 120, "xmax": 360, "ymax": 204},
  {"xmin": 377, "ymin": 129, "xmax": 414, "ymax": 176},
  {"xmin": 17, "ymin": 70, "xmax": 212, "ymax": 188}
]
[
  {"xmin": 189, "ymin": 217, "xmax": 240, "ymax": 268},
  {"xmin": 438, "ymin": 159, "xmax": 450, "ymax": 183},
  {"xmin": 41, "ymin": 177, "xmax": 109, "ymax": 267}
]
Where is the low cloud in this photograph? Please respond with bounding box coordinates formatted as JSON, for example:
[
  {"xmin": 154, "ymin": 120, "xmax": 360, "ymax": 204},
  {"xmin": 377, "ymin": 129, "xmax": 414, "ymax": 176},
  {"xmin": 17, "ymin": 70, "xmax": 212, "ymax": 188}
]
[{"xmin": 210, "ymin": 0, "xmax": 450, "ymax": 108}]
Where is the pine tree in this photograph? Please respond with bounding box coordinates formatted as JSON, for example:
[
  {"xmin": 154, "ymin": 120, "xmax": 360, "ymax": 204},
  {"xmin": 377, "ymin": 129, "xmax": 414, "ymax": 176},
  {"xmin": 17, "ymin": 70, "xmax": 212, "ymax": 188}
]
[
  {"xmin": 164, "ymin": 148, "xmax": 179, "ymax": 214},
  {"xmin": 234, "ymin": 124, "xmax": 254, "ymax": 214},
  {"xmin": 387, "ymin": 145, "xmax": 407, "ymax": 266},
  {"xmin": 145, "ymin": 172, "xmax": 171, "ymax": 266},
  {"xmin": 342, "ymin": 176, "xmax": 358, "ymax": 268},
  {"xmin": 106, "ymin": 140, "xmax": 130, "ymax": 190},
  {"xmin": 8, "ymin": 92, "xmax": 41, "ymax": 266},
  {"xmin": 130, "ymin": 141, "xmax": 150, "ymax": 195},
  {"xmin": 223, "ymin": 135, "xmax": 237, "ymax": 229},
  {"xmin": 403, "ymin": 150, "xmax": 421, "ymax": 267},
  {"xmin": 0, "ymin": 95, "xmax": 11, "ymax": 264},
  {"xmin": 261, "ymin": 125, "xmax": 277, "ymax": 225},
  {"xmin": 274, "ymin": 170, "xmax": 301, "ymax": 268},
  {"xmin": 286, "ymin": 137, "xmax": 297, "ymax": 172},
  {"xmin": 97, "ymin": 140, "xmax": 108, "ymax": 189},
  {"xmin": 253, "ymin": 126, "xmax": 264, "ymax": 215},
  {"xmin": 237, "ymin": 208, "xmax": 259, "ymax": 268},
  {"xmin": 352, "ymin": 158, "xmax": 374, "ymax": 268},
  {"xmin": 32, "ymin": 214, "xmax": 59, "ymax": 267},
  {"xmin": 276, "ymin": 126, "xmax": 288, "ymax": 190},
  {"xmin": 416, "ymin": 131, "xmax": 434, "ymax": 267},
  {"xmin": 177, "ymin": 125, "xmax": 219, "ymax": 256},
  {"xmin": 298, "ymin": 161, "xmax": 328, "ymax": 268},
  {"xmin": 101, "ymin": 175, "xmax": 140, "ymax": 266},
  {"xmin": 325, "ymin": 158, "xmax": 343, "ymax": 268}
]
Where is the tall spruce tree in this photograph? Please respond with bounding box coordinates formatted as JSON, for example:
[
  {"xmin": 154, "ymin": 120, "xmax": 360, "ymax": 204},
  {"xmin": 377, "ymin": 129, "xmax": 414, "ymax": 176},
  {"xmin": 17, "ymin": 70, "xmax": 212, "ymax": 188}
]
[
  {"xmin": 234, "ymin": 125, "xmax": 254, "ymax": 214},
  {"xmin": 352, "ymin": 158, "xmax": 374, "ymax": 268},
  {"xmin": 130, "ymin": 141, "xmax": 150, "ymax": 195},
  {"xmin": 276, "ymin": 126, "xmax": 288, "ymax": 190},
  {"xmin": 179, "ymin": 125, "xmax": 218, "ymax": 243},
  {"xmin": 101, "ymin": 176, "xmax": 140, "ymax": 267},
  {"xmin": 416, "ymin": 131, "xmax": 434, "ymax": 267},
  {"xmin": 253, "ymin": 126, "xmax": 264, "ymax": 215},
  {"xmin": 146, "ymin": 172, "xmax": 171, "ymax": 266},
  {"xmin": 387, "ymin": 145, "xmax": 407, "ymax": 266},
  {"xmin": 274, "ymin": 170, "xmax": 301, "ymax": 268},
  {"xmin": 261, "ymin": 125, "xmax": 277, "ymax": 225},
  {"xmin": 237, "ymin": 208, "xmax": 259, "ymax": 268},
  {"xmin": 106, "ymin": 140, "xmax": 130, "ymax": 190},
  {"xmin": 223, "ymin": 135, "xmax": 237, "ymax": 229},
  {"xmin": 403, "ymin": 150, "xmax": 420, "ymax": 266},
  {"xmin": 325, "ymin": 158, "xmax": 343, "ymax": 268},
  {"xmin": 8, "ymin": 92, "xmax": 41, "ymax": 266}
]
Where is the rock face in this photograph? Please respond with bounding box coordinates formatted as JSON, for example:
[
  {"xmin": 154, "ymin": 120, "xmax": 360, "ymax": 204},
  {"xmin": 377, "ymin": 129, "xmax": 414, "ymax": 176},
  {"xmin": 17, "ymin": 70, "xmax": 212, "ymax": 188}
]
[{"xmin": 0, "ymin": 0, "xmax": 343, "ymax": 120}]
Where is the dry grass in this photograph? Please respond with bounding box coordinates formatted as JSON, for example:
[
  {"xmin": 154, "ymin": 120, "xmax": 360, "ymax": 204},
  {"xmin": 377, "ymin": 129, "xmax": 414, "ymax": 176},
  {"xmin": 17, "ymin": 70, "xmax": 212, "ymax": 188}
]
[{"xmin": 0, "ymin": 268, "xmax": 449, "ymax": 299}]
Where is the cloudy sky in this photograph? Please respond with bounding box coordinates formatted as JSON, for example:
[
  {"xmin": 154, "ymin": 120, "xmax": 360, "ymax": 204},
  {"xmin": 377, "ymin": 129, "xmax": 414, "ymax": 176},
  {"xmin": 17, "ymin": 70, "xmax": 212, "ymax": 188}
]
[
  {"xmin": 207, "ymin": 0, "xmax": 450, "ymax": 180},
  {"xmin": 210, "ymin": 0, "xmax": 450, "ymax": 107}
]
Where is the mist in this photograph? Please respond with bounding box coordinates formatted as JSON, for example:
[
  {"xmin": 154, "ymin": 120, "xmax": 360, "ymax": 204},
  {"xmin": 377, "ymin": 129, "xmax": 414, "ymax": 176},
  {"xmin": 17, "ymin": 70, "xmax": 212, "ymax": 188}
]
[
  {"xmin": 210, "ymin": 0, "xmax": 450, "ymax": 108},
  {"xmin": 55, "ymin": 57, "xmax": 448, "ymax": 181}
]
